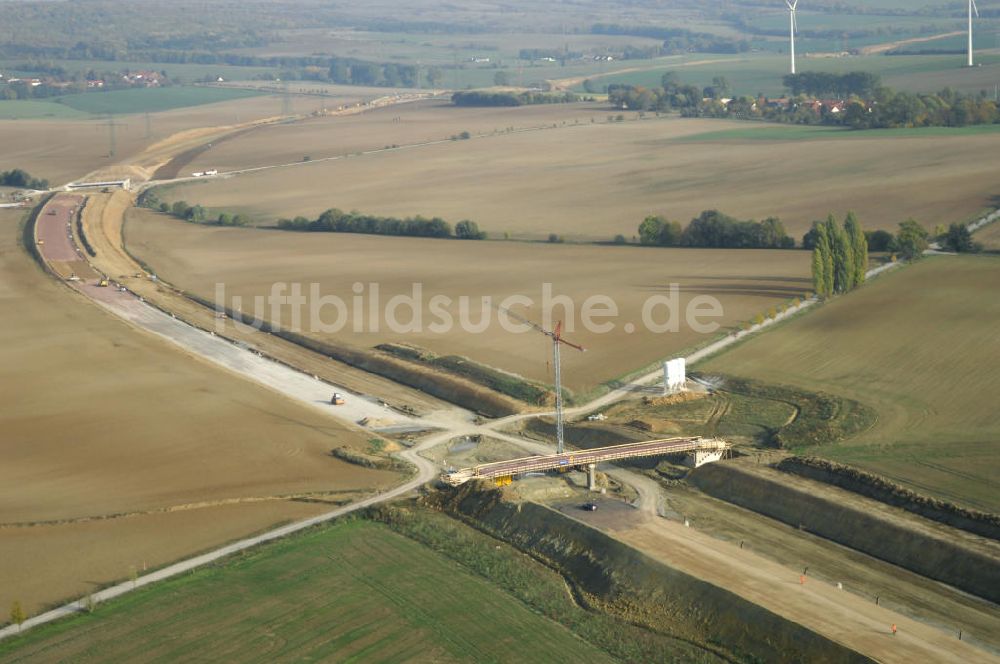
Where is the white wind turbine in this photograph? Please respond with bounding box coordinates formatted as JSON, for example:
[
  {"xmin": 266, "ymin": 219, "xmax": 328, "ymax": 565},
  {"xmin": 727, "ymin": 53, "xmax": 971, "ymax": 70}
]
[
  {"xmin": 967, "ymin": 0, "xmax": 980, "ymax": 67},
  {"xmin": 786, "ymin": 0, "xmax": 800, "ymax": 75}
]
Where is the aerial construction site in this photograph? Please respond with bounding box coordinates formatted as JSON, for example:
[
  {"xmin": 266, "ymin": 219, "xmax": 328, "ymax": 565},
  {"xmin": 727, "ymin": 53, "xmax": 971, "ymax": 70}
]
[{"xmin": 2, "ymin": 2, "xmax": 1000, "ymax": 662}]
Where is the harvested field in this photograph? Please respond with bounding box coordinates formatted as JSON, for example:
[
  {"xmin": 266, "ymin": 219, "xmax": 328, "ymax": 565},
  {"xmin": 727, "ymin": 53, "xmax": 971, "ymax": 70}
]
[
  {"xmin": 0, "ymin": 95, "xmax": 287, "ymax": 185},
  {"xmin": 0, "ymin": 520, "xmax": 614, "ymax": 663},
  {"xmin": 0, "ymin": 501, "xmax": 334, "ymax": 618},
  {"xmin": 977, "ymin": 221, "xmax": 1000, "ymax": 252},
  {"xmin": 701, "ymin": 256, "xmax": 1000, "ymax": 512},
  {"xmin": 0, "ymin": 208, "xmax": 397, "ymax": 614},
  {"xmin": 0, "ymin": 83, "xmax": 403, "ymax": 187},
  {"xmin": 126, "ymin": 211, "xmax": 812, "ymax": 395},
  {"xmin": 167, "ymin": 100, "xmax": 1000, "ymax": 238},
  {"xmin": 184, "ymin": 99, "xmax": 618, "ymax": 173}
]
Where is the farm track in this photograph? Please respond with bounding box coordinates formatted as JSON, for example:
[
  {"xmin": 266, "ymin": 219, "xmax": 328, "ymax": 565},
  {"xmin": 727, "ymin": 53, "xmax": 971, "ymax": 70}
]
[
  {"xmin": 547, "ymin": 56, "xmax": 747, "ymax": 90},
  {"xmin": 859, "ymin": 31, "xmax": 965, "ymax": 56}
]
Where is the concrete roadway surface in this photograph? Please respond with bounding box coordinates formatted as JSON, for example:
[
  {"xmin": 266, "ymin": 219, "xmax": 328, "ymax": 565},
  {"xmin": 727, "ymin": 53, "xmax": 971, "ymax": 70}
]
[
  {"xmin": 33, "ymin": 194, "xmax": 85, "ymax": 262},
  {"xmin": 33, "ymin": 201, "xmax": 449, "ymax": 433},
  {"xmin": 81, "ymin": 280, "xmax": 447, "ymax": 433}
]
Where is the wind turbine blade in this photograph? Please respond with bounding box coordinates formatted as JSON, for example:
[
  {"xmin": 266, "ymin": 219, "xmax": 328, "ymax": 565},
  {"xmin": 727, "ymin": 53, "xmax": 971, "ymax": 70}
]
[
  {"xmin": 972, "ymin": 0, "xmax": 979, "ymax": 18},
  {"xmin": 785, "ymin": 0, "xmax": 794, "ymax": 9},
  {"xmin": 793, "ymin": 11, "xmax": 798, "ymax": 33},
  {"xmin": 792, "ymin": 0, "xmax": 799, "ymax": 9}
]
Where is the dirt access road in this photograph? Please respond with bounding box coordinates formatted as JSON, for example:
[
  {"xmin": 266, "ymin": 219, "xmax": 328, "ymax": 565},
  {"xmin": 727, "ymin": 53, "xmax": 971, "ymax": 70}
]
[
  {"xmin": 547, "ymin": 56, "xmax": 747, "ymax": 91},
  {"xmin": 617, "ymin": 515, "xmax": 996, "ymax": 664},
  {"xmin": 860, "ymin": 31, "xmax": 965, "ymax": 56}
]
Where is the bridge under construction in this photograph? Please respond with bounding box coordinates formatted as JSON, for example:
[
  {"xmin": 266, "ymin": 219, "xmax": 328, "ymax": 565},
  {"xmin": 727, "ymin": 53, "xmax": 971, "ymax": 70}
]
[{"xmin": 442, "ymin": 436, "xmax": 730, "ymax": 487}]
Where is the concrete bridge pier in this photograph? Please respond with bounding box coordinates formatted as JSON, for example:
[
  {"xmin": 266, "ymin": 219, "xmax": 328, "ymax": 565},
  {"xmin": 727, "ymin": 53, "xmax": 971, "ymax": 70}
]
[{"xmin": 587, "ymin": 463, "xmax": 597, "ymax": 491}]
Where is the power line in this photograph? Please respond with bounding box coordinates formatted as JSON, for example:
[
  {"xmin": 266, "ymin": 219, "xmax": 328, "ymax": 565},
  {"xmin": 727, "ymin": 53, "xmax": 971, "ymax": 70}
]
[{"xmin": 103, "ymin": 113, "xmax": 127, "ymax": 157}]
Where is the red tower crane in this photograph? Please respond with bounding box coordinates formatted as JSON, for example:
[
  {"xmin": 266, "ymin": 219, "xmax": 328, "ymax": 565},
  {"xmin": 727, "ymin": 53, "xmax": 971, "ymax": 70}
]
[{"xmin": 496, "ymin": 305, "xmax": 585, "ymax": 454}]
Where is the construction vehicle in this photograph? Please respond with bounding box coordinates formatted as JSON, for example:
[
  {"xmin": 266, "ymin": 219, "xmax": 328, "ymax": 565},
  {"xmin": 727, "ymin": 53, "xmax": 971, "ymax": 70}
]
[
  {"xmin": 330, "ymin": 392, "xmax": 345, "ymax": 405},
  {"xmin": 97, "ymin": 279, "xmax": 109, "ymax": 287}
]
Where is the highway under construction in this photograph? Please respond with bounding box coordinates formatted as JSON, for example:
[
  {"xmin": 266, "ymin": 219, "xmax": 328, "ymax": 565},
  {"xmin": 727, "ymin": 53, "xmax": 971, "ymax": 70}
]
[{"xmin": 442, "ymin": 436, "xmax": 731, "ymax": 487}]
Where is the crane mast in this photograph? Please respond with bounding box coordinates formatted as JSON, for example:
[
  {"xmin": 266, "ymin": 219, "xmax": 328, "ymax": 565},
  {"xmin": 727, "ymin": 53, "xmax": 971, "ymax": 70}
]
[{"xmin": 495, "ymin": 306, "xmax": 585, "ymax": 455}]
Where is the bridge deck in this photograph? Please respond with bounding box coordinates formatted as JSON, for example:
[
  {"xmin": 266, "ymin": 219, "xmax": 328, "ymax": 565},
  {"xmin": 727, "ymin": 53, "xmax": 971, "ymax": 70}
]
[{"xmin": 442, "ymin": 436, "xmax": 729, "ymax": 486}]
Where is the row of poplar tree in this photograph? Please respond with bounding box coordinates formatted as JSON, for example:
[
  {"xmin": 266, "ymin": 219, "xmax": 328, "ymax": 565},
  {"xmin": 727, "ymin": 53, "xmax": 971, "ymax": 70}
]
[{"xmin": 811, "ymin": 212, "xmax": 868, "ymax": 297}]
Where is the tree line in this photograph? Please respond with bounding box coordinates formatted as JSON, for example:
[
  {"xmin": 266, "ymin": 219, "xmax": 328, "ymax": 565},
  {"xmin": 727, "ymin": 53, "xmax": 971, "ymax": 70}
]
[
  {"xmin": 809, "ymin": 213, "xmax": 868, "ymax": 297},
  {"xmin": 606, "ymin": 72, "xmax": 1000, "ymax": 129},
  {"xmin": 782, "ymin": 72, "xmax": 881, "ymax": 99},
  {"xmin": 166, "ymin": 201, "xmax": 249, "ymax": 227},
  {"xmin": 774, "ymin": 72, "xmax": 999, "ymax": 129},
  {"xmin": 638, "ymin": 210, "xmax": 795, "ymax": 249},
  {"xmin": 807, "ymin": 217, "xmax": 981, "ymax": 257},
  {"xmin": 606, "ymin": 73, "xmax": 705, "ymax": 112},
  {"xmin": 277, "ymin": 208, "xmax": 486, "ymax": 240},
  {"xmin": 139, "ymin": 191, "xmax": 249, "ymax": 226},
  {"xmin": 451, "ymin": 91, "xmax": 579, "ymax": 107},
  {"xmin": 0, "ymin": 168, "xmax": 48, "ymax": 190},
  {"xmin": 809, "ymin": 214, "xmax": 984, "ymax": 295}
]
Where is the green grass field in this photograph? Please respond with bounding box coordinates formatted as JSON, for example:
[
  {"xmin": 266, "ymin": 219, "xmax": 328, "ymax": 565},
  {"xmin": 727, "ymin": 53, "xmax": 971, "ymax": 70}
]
[
  {"xmin": 0, "ymin": 100, "xmax": 89, "ymax": 120},
  {"xmin": 0, "ymin": 87, "xmax": 263, "ymax": 120},
  {"xmin": 700, "ymin": 256, "xmax": 1000, "ymax": 512},
  {"xmin": 55, "ymin": 86, "xmax": 263, "ymax": 115},
  {"xmin": 0, "ymin": 519, "xmax": 613, "ymax": 663}
]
